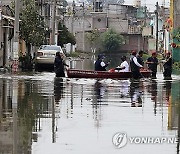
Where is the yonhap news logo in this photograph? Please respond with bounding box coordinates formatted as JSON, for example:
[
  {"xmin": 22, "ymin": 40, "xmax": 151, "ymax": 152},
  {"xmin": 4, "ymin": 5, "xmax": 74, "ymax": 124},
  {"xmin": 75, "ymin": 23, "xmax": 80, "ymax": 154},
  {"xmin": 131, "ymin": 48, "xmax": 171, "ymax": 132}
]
[{"xmin": 112, "ymin": 132, "xmax": 178, "ymax": 148}]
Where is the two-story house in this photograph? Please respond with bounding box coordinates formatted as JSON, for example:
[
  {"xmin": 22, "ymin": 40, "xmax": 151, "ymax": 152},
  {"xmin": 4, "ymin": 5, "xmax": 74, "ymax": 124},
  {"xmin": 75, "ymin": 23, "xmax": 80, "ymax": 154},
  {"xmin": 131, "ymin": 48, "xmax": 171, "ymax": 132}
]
[{"xmin": 64, "ymin": 1, "xmax": 149, "ymax": 53}]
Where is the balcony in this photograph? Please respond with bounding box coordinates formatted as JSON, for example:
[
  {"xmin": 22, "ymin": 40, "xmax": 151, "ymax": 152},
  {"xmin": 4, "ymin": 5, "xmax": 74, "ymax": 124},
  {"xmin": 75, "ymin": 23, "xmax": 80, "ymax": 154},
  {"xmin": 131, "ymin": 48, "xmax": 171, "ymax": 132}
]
[{"xmin": 128, "ymin": 25, "xmax": 142, "ymax": 34}]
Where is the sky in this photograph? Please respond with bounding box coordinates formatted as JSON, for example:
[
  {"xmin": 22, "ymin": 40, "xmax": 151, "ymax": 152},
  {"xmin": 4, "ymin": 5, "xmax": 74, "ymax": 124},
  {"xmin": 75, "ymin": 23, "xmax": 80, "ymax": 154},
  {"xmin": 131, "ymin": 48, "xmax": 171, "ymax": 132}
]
[{"xmin": 67, "ymin": 0, "xmax": 170, "ymax": 11}]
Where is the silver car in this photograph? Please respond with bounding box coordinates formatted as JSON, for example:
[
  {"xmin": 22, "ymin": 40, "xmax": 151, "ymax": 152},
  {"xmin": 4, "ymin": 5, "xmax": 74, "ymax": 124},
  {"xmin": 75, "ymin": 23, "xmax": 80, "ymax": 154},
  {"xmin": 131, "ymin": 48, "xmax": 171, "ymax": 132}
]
[{"xmin": 35, "ymin": 45, "xmax": 63, "ymax": 67}]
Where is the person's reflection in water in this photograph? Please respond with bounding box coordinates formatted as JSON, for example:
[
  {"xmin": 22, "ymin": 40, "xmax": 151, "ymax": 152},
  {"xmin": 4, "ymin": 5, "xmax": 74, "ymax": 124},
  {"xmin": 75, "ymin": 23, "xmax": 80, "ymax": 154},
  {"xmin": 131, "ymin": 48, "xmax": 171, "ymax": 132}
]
[
  {"xmin": 94, "ymin": 81, "xmax": 106, "ymax": 102},
  {"xmin": 92, "ymin": 81, "xmax": 106, "ymax": 128},
  {"xmin": 54, "ymin": 78, "xmax": 64, "ymax": 104},
  {"xmin": 163, "ymin": 81, "xmax": 171, "ymax": 106},
  {"xmin": 119, "ymin": 80, "xmax": 129, "ymax": 98},
  {"xmin": 53, "ymin": 78, "xmax": 64, "ymax": 143},
  {"xmin": 130, "ymin": 81, "xmax": 143, "ymax": 107},
  {"xmin": 147, "ymin": 80, "xmax": 158, "ymax": 115}
]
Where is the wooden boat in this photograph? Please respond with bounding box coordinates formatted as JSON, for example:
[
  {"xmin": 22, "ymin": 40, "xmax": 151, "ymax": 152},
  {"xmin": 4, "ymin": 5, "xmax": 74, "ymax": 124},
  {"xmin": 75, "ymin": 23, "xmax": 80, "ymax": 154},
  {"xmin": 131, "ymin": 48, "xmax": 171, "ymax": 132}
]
[{"xmin": 67, "ymin": 69, "xmax": 152, "ymax": 79}]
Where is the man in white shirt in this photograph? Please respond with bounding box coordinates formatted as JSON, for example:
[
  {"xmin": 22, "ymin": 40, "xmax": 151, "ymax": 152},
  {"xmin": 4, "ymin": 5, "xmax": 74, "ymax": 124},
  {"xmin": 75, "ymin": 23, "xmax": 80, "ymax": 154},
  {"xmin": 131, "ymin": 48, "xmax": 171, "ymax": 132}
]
[{"xmin": 115, "ymin": 56, "xmax": 129, "ymax": 72}]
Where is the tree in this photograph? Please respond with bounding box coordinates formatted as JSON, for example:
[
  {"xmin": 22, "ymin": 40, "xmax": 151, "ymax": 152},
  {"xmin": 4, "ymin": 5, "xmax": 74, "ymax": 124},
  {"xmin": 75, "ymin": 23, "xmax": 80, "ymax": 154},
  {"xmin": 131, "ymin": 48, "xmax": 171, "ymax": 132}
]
[
  {"xmin": 19, "ymin": 0, "xmax": 47, "ymax": 51},
  {"xmin": 101, "ymin": 29, "xmax": 124, "ymax": 52},
  {"xmin": 86, "ymin": 28, "xmax": 100, "ymax": 53},
  {"xmin": 11, "ymin": 0, "xmax": 48, "ymax": 69},
  {"xmin": 57, "ymin": 22, "xmax": 76, "ymax": 47}
]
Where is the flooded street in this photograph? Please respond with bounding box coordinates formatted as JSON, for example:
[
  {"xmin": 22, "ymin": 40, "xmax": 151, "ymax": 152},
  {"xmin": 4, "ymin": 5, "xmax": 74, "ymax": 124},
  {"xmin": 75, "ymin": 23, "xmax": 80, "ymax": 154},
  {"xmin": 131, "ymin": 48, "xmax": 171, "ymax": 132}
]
[{"xmin": 0, "ymin": 56, "xmax": 180, "ymax": 154}]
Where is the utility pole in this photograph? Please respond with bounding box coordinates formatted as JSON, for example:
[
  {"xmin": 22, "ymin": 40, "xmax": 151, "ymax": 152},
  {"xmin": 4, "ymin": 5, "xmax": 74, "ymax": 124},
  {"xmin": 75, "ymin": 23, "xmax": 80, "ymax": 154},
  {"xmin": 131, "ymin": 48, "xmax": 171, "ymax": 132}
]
[
  {"xmin": 82, "ymin": 2, "xmax": 85, "ymax": 51},
  {"xmin": 70, "ymin": 0, "xmax": 75, "ymax": 53},
  {"xmin": 143, "ymin": 6, "xmax": 147, "ymax": 52},
  {"xmin": 12, "ymin": 0, "xmax": 20, "ymax": 72},
  {"xmin": 12, "ymin": 1, "xmax": 19, "ymax": 151},
  {"xmin": 155, "ymin": 2, "xmax": 159, "ymax": 53},
  {"xmin": 0, "ymin": 1, "xmax": 2, "ymax": 58},
  {"xmin": 50, "ymin": 0, "xmax": 57, "ymax": 45}
]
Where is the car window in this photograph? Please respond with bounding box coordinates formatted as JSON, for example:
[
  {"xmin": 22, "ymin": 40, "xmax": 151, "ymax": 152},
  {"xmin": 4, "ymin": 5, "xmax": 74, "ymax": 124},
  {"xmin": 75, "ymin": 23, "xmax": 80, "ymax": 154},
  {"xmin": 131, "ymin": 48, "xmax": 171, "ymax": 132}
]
[{"xmin": 39, "ymin": 45, "xmax": 61, "ymax": 51}]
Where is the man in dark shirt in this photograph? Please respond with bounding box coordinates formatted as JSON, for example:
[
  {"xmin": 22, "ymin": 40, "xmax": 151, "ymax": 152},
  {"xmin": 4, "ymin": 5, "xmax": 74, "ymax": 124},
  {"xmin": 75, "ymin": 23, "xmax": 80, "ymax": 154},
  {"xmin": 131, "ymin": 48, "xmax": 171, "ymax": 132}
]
[
  {"xmin": 137, "ymin": 50, "xmax": 144, "ymax": 66},
  {"xmin": 95, "ymin": 54, "xmax": 109, "ymax": 71},
  {"xmin": 146, "ymin": 52, "xmax": 159, "ymax": 79},
  {"xmin": 54, "ymin": 52, "xmax": 69, "ymax": 77},
  {"xmin": 163, "ymin": 52, "xmax": 172, "ymax": 79},
  {"xmin": 130, "ymin": 50, "xmax": 143, "ymax": 79}
]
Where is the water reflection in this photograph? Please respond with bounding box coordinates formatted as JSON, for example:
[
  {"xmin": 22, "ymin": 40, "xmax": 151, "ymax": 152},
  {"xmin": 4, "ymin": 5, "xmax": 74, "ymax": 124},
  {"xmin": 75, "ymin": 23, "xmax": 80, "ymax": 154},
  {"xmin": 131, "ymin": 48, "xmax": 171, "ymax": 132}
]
[
  {"xmin": 54, "ymin": 78, "xmax": 64, "ymax": 104},
  {"xmin": 94, "ymin": 81, "xmax": 106, "ymax": 102},
  {"xmin": 166, "ymin": 80, "xmax": 180, "ymax": 154},
  {"xmin": 119, "ymin": 80, "xmax": 129, "ymax": 98},
  {"xmin": 92, "ymin": 81, "xmax": 106, "ymax": 128},
  {"xmin": 130, "ymin": 81, "xmax": 143, "ymax": 107},
  {"xmin": 53, "ymin": 78, "xmax": 64, "ymax": 143},
  {"xmin": 178, "ymin": 105, "xmax": 180, "ymax": 154},
  {"xmin": 0, "ymin": 72, "xmax": 179, "ymax": 154},
  {"xmin": 164, "ymin": 81, "xmax": 172, "ymax": 106},
  {"xmin": 147, "ymin": 80, "xmax": 158, "ymax": 115}
]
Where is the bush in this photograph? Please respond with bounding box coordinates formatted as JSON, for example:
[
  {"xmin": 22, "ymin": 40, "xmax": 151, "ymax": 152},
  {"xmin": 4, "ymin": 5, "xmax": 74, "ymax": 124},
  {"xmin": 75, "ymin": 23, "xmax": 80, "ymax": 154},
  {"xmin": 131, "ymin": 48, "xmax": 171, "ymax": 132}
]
[{"xmin": 101, "ymin": 29, "xmax": 124, "ymax": 53}]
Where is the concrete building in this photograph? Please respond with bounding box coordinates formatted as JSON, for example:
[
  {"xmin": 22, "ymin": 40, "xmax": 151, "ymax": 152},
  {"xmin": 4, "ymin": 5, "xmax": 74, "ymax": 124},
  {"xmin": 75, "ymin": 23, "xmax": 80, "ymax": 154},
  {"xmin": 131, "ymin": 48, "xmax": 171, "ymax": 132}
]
[
  {"xmin": 0, "ymin": 0, "xmax": 12, "ymax": 5},
  {"xmin": 64, "ymin": 2, "xmax": 149, "ymax": 53},
  {"xmin": 0, "ymin": 4, "xmax": 15, "ymax": 67},
  {"xmin": 35, "ymin": 0, "xmax": 64, "ymax": 45},
  {"xmin": 147, "ymin": 6, "xmax": 170, "ymax": 54}
]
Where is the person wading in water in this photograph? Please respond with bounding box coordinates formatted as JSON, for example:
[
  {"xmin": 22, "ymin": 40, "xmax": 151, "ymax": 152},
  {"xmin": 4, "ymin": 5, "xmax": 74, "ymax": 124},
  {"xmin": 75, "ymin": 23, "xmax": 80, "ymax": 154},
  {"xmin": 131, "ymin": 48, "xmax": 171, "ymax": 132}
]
[
  {"xmin": 137, "ymin": 50, "xmax": 144, "ymax": 66},
  {"xmin": 146, "ymin": 52, "xmax": 159, "ymax": 79},
  {"xmin": 163, "ymin": 52, "xmax": 172, "ymax": 80},
  {"xmin": 130, "ymin": 50, "xmax": 143, "ymax": 79},
  {"xmin": 54, "ymin": 52, "xmax": 69, "ymax": 77}
]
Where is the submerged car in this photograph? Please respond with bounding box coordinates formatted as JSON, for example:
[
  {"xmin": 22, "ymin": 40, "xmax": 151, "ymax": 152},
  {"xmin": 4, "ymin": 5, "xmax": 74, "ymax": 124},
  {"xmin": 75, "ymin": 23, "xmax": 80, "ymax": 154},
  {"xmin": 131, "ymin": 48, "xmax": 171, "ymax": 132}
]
[{"xmin": 35, "ymin": 45, "xmax": 63, "ymax": 69}]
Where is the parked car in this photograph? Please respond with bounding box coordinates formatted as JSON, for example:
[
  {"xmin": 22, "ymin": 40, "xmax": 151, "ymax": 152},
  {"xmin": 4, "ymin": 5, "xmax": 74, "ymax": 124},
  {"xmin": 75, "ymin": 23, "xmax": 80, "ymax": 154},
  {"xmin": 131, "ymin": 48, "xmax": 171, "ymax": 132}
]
[{"xmin": 35, "ymin": 45, "xmax": 63, "ymax": 69}]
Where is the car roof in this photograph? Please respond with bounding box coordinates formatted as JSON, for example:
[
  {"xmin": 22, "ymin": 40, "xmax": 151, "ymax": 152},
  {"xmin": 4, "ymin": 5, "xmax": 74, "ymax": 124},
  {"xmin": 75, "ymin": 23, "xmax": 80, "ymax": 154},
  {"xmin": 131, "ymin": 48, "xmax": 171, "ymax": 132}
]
[
  {"xmin": 39, "ymin": 45, "xmax": 63, "ymax": 53},
  {"xmin": 40, "ymin": 45, "xmax": 61, "ymax": 48}
]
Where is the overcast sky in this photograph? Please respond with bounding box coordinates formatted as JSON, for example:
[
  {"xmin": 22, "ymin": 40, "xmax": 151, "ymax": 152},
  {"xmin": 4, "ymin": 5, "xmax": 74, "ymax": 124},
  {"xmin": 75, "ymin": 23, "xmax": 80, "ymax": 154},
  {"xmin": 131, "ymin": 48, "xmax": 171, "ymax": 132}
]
[{"xmin": 67, "ymin": 0, "xmax": 170, "ymax": 11}]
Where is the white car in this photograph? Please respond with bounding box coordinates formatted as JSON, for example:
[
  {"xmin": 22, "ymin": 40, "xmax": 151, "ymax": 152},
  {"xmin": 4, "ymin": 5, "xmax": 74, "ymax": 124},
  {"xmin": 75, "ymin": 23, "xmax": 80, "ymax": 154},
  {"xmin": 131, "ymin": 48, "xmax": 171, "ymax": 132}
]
[{"xmin": 35, "ymin": 45, "xmax": 63, "ymax": 67}]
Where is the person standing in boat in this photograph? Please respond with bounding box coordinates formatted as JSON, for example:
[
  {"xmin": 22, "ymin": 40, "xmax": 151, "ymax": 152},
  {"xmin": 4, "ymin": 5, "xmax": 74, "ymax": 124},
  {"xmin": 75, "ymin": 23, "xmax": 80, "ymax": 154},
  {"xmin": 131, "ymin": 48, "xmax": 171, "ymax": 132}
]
[
  {"xmin": 163, "ymin": 52, "xmax": 172, "ymax": 79},
  {"xmin": 146, "ymin": 51, "xmax": 159, "ymax": 79},
  {"xmin": 54, "ymin": 51, "xmax": 69, "ymax": 77},
  {"xmin": 115, "ymin": 56, "xmax": 129, "ymax": 72},
  {"xmin": 95, "ymin": 54, "xmax": 110, "ymax": 71},
  {"xmin": 130, "ymin": 50, "xmax": 143, "ymax": 79}
]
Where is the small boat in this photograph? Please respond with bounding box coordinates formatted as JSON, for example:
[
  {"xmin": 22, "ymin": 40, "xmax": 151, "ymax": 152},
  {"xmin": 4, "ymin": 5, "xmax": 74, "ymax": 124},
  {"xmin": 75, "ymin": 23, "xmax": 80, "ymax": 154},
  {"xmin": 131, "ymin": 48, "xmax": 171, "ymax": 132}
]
[{"xmin": 67, "ymin": 69, "xmax": 152, "ymax": 79}]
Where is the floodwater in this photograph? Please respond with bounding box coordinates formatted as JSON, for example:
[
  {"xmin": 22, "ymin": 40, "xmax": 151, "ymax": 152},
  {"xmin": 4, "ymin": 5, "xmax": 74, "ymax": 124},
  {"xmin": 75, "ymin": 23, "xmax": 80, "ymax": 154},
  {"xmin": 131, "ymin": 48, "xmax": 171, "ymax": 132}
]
[{"xmin": 0, "ymin": 55, "xmax": 180, "ymax": 154}]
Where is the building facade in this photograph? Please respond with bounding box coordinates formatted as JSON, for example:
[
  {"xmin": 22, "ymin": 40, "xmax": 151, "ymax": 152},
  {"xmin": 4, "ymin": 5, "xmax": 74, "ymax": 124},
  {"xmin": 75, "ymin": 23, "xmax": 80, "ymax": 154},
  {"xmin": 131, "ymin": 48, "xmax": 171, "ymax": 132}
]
[
  {"xmin": 64, "ymin": 2, "xmax": 149, "ymax": 53},
  {"xmin": 0, "ymin": 4, "xmax": 15, "ymax": 67}
]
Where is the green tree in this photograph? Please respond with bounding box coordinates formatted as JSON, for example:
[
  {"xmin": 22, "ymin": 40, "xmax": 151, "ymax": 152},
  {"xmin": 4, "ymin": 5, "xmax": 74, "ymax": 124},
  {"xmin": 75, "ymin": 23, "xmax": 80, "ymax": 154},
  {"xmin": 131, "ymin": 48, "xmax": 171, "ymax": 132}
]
[
  {"xmin": 11, "ymin": 0, "xmax": 48, "ymax": 69},
  {"xmin": 101, "ymin": 29, "xmax": 124, "ymax": 52},
  {"xmin": 57, "ymin": 22, "xmax": 76, "ymax": 47},
  {"xmin": 19, "ymin": 0, "xmax": 47, "ymax": 51}
]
